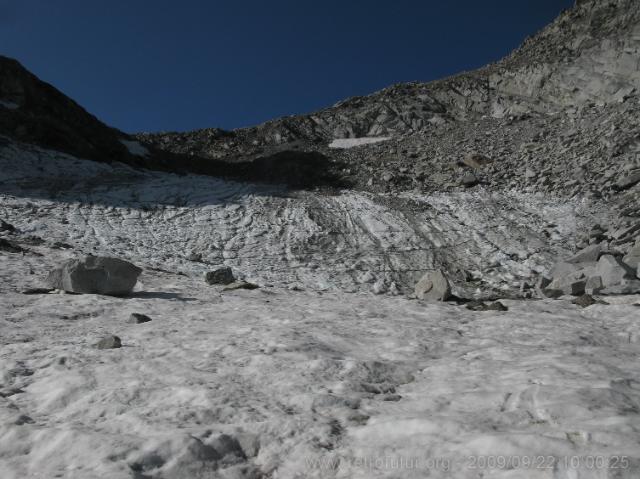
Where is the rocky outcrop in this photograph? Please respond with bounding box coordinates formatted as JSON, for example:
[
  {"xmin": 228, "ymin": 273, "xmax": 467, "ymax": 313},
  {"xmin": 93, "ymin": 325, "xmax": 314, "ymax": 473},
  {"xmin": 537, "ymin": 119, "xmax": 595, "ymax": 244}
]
[
  {"xmin": 544, "ymin": 250, "xmax": 640, "ymax": 297},
  {"xmin": 0, "ymin": 56, "xmax": 136, "ymax": 164}
]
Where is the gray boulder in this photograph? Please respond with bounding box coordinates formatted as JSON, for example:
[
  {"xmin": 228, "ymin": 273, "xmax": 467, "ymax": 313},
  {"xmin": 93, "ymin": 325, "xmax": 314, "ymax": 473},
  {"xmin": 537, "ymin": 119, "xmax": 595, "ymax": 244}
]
[
  {"xmin": 546, "ymin": 269, "xmax": 587, "ymax": 296},
  {"xmin": 572, "ymin": 294, "xmax": 603, "ymax": 308},
  {"xmin": 46, "ymin": 256, "xmax": 142, "ymax": 296},
  {"xmin": 462, "ymin": 153, "xmax": 492, "ymax": 169},
  {"xmin": 460, "ymin": 172, "xmax": 478, "ymax": 187},
  {"xmin": 585, "ymin": 276, "xmax": 604, "ymax": 295},
  {"xmin": 95, "ymin": 335, "xmax": 122, "ymax": 349},
  {"xmin": 566, "ymin": 244, "xmax": 602, "ymax": 264},
  {"xmin": 549, "ymin": 261, "xmax": 583, "ymax": 279},
  {"xmin": 600, "ymin": 279, "xmax": 640, "ymax": 295},
  {"xmin": 595, "ymin": 254, "xmax": 636, "ymax": 288},
  {"xmin": 415, "ymin": 270, "xmax": 451, "ymax": 301},
  {"xmin": 535, "ymin": 276, "xmax": 552, "ymax": 298},
  {"xmin": 222, "ymin": 280, "xmax": 259, "ymax": 291},
  {"xmin": 205, "ymin": 267, "xmax": 235, "ymax": 285},
  {"xmin": 465, "ymin": 300, "xmax": 508, "ymax": 311},
  {"xmin": 622, "ymin": 239, "xmax": 640, "ymax": 272}
]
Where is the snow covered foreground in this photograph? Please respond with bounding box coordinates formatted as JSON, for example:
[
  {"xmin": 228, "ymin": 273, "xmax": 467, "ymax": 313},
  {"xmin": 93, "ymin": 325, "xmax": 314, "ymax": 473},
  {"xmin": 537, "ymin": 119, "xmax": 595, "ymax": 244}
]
[{"xmin": 1, "ymin": 140, "xmax": 640, "ymax": 478}]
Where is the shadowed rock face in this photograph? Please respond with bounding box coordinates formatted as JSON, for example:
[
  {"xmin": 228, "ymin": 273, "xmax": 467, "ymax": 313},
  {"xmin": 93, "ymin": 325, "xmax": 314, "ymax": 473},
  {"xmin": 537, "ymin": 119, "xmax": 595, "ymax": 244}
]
[
  {"xmin": 3, "ymin": 1, "xmax": 640, "ymax": 197},
  {"xmin": 0, "ymin": 56, "xmax": 135, "ymax": 164},
  {"xmin": 225, "ymin": 150, "xmax": 348, "ymax": 189},
  {"xmin": 0, "ymin": 56, "xmax": 347, "ymax": 190}
]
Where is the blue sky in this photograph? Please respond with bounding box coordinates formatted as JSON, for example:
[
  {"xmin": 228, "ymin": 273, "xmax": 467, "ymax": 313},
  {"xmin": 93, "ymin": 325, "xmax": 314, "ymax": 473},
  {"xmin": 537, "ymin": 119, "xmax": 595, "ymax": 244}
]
[{"xmin": 0, "ymin": 0, "xmax": 574, "ymax": 133}]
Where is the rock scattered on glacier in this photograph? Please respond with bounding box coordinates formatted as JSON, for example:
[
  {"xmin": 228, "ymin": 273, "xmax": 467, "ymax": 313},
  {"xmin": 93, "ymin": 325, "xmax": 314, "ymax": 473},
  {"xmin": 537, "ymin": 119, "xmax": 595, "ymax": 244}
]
[
  {"xmin": 546, "ymin": 270, "xmax": 587, "ymax": 296},
  {"xmin": 623, "ymin": 239, "xmax": 640, "ymax": 271},
  {"xmin": 222, "ymin": 280, "xmax": 259, "ymax": 291},
  {"xmin": 566, "ymin": 243, "xmax": 602, "ymax": 264},
  {"xmin": 95, "ymin": 335, "xmax": 122, "ymax": 349},
  {"xmin": 465, "ymin": 300, "xmax": 508, "ymax": 312},
  {"xmin": 585, "ymin": 275, "xmax": 604, "ymax": 295},
  {"xmin": 0, "ymin": 237, "xmax": 24, "ymax": 253},
  {"xmin": 205, "ymin": 267, "xmax": 235, "ymax": 285},
  {"xmin": 128, "ymin": 313, "xmax": 152, "ymax": 324},
  {"xmin": 0, "ymin": 218, "xmax": 15, "ymax": 232},
  {"xmin": 46, "ymin": 255, "xmax": 142, "ymax": 296},
  {"xmin": 461, "ymin": 152, "xmax": 492, "ymax": 169},
  {"xmin": 596, "ymin": 254, "xmax": 636, "ymax": 288},
  {"xmin": 414, "ymin": 269, "xmax": 451, "ymax": 301},
  {"xmin": 460, "ymin": 171, "xmax": 478, "ymax": 187},
  {"xmin": 572, "ymin": 294, "xmax": 602, "ymax": 308}
]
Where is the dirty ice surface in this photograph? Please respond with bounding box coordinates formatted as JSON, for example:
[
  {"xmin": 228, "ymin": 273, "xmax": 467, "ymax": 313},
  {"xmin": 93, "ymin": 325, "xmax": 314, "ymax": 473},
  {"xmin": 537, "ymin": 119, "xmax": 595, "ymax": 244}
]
[{"xmin": 1, "ymin": 139, "xmax": 639, "ymax": 478}]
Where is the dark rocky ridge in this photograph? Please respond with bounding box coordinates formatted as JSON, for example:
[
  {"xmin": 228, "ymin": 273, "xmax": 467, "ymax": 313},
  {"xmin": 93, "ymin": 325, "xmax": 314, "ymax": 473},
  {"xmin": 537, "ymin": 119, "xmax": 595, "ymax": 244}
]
[
  {"xmin": 0, "ymin": 55, "xmax": 135, "ymax": 165},
  {"xmin": 0, "ymin": 56, "xmax": 344, "ymax": 188}
]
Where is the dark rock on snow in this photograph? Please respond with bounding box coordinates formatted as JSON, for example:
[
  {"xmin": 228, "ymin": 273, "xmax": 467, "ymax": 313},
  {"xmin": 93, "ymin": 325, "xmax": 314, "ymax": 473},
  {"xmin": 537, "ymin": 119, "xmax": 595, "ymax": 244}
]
[
  {"xmin": 572, "ymin": 294, "xmax": 605, "ymax": 308},
  {"xmin": 95, "ymin": 335, "xmax": 122, "ymax": 349},
  {"xmin": 0, "ymin": 238, "xmax": 25, "ymax": 253},
  {"xmin": 21, "ymin": 287, "xmax": 55, "ymax": 295},
  {"xmin": 205, "ymin": 267, "xmax": 235, "ymax": 285},
  {"xmin": 222, "ymin": 281, "xmax": 260, "ymax": 291},
  {"xmin": 0, "ymin": 219, "xmax": 15, "ymax": 233},
  {"xmin": 465, "ymin": 301, "xmax": 508, "ymax": 312},
  {"xmin": 128, "ymin": 313, "xmax": 152, "ymax": 324}
]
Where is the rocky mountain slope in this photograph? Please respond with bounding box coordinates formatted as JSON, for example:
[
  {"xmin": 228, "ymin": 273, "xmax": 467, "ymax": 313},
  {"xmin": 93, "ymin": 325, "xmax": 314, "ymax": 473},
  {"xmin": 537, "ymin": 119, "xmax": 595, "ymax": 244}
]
[
  {"xmin": 0, "ymin": 55, "xmax": 149, "ymax": 165},
  {"xmin": 135, "ymin": 0, "xmax": 640, "ymax": 274},
  {"xmin": 138, "ymin": 0, "xmax": 640, "ymax": 209},
  {"xmin": 139, "ymin": 0, "xmax": 640, "ymax": 175}
]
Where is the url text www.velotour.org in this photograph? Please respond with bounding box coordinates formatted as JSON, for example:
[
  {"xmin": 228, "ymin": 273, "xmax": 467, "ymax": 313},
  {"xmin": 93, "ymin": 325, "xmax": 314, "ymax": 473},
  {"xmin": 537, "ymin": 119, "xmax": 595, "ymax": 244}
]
[{"xmin": 305, "ymin": 454, "xmax": 631, "ymax": 472}]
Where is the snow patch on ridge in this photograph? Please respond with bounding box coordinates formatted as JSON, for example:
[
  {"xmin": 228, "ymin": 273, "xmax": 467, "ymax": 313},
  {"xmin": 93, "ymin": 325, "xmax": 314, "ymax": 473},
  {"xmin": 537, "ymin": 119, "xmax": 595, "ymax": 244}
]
[
  {"xmin": 120, "ymin": 139, "xmax": 150, "ymax": 157},
  {"xmin": 329, "ymin": 137, "xmax": 391, "ymax": 149}
]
